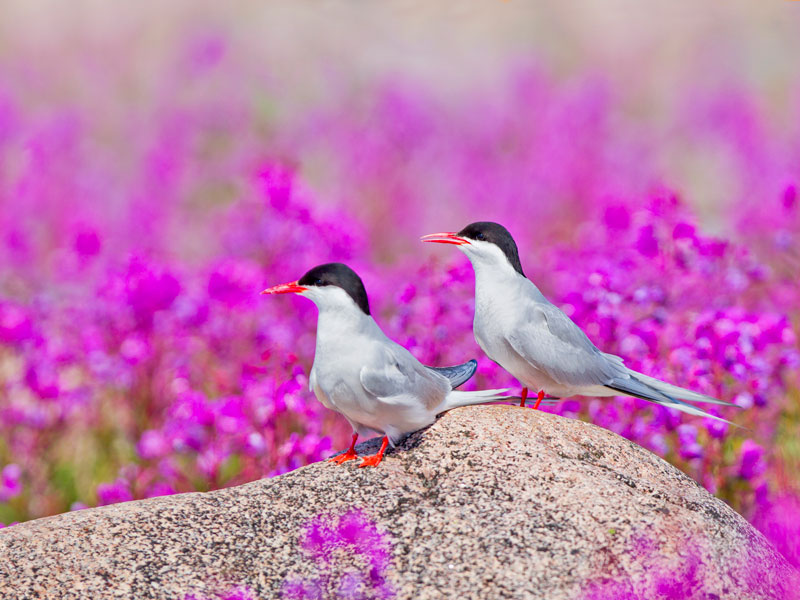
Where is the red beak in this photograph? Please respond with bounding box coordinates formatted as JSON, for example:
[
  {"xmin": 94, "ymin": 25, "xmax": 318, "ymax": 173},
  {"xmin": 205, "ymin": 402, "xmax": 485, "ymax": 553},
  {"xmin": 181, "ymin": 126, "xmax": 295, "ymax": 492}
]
[
  {"xmin": 260, "ymin": 280, "xmax": 308, "ymax": 295},
  {"xmin": 420, "ymin": 232, "xmax": 469, "ymax": 246}
]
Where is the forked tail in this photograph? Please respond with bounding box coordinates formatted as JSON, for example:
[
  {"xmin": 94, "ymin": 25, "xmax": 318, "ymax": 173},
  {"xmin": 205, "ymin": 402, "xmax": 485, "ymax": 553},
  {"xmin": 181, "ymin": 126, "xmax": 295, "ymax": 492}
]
[
  {"xmin": 439, "ymin": 388, "xmax": 558, "ymax": 414},
  {"xmin": 606, "ymin": 370, "xmax": 739, "ymax": 426}
]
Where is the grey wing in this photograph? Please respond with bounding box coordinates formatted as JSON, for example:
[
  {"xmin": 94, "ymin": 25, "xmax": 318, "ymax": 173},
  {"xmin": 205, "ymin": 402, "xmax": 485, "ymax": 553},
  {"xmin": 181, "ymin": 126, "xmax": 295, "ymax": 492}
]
[
  {"xmin": 506, "ymin": 300, "xmax": 628, "ymax": 387},
  {"xmin": 359, "ymin": 342, "xmax": 450, "ymax": 409},
  {"xmin": 506, "ymin": 300, "xmax": 735, "ymax": 423}
]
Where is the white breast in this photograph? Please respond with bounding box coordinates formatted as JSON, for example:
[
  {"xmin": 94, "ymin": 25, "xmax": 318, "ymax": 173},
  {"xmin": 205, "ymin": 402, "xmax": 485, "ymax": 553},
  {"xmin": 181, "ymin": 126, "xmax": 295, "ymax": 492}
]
[{"xmin": 471, "ymin": 264, "xmax": 558, "ymax": 392}]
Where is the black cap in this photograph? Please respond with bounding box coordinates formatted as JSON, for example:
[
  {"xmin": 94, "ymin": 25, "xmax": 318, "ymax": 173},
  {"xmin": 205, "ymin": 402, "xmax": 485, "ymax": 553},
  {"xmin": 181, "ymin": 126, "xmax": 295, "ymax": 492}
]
[
  {"xmin": 457, "ymin": 222, "xmax": 525, "ymax": 277},
  {"xmin": 298, "ymin": 263, "xmax": 371, "ymax": 315}
]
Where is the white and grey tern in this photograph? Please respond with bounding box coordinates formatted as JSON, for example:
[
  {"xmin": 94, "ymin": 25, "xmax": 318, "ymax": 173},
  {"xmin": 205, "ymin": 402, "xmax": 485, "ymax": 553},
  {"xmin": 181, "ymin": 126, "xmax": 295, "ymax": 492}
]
[
  {"xmin": 422, "ymin": 222, "xmax": 737, "ymax": 423},
  {"xmin": 262, "ymin": 262, "xmax": 524, "ymax": 467}
]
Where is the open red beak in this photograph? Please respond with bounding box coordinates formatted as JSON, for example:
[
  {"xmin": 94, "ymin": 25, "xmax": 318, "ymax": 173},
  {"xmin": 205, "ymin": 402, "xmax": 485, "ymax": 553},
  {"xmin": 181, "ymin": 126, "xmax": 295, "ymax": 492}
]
[
  {"xmin": 260, "ymin": 280, "xmax": 308, "ymax": 295},
  {"xmin": 420, "ymin": 232, "xmax": 470, "ymax": 246}
]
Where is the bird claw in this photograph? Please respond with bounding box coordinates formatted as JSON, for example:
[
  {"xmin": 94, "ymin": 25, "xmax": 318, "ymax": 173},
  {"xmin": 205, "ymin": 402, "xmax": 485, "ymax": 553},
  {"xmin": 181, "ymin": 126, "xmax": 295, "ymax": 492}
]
[
  {"xmin": 328, "ymin": 450, "xmax": 359, "ymax": 465},
  {"xmin": 357, "ymin": 435, "xmax": 388, "ymax": 468},
  {"xmin": 358, "ymin": 453, "xmax": 384, "ymax": 468}
]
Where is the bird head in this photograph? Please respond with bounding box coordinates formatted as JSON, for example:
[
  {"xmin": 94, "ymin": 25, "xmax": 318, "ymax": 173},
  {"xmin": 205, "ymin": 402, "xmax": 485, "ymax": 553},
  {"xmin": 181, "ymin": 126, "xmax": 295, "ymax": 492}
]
[
  {"xmin": 422, "ymin": 221, "xmax": 525, "ymax": 277},
  {"xmin": 261, "ymin": 262, "xmax": 371, "ymax": 315}
]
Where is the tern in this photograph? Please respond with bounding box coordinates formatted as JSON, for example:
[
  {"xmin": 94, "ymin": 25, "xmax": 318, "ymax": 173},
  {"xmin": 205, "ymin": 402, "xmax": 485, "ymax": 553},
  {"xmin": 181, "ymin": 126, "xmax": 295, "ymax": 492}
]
[
  {"xmin": 262, "ymin": 262, "xmax": 518, "ymax": 467},
  {"xmin": 422, "ymin": 222, "xmax": 736, "ymax": 423}
]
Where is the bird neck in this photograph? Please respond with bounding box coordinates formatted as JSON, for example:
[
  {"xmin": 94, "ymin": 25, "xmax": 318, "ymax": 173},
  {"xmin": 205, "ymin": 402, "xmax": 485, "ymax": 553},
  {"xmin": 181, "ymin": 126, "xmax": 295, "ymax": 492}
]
[
  {"xmin": 315, "ymin": 304, "xmax": 380, "ymax": 348},
  {"xmin": 472, "ymin": 260, "xmax": 546, "ymax": 306}
]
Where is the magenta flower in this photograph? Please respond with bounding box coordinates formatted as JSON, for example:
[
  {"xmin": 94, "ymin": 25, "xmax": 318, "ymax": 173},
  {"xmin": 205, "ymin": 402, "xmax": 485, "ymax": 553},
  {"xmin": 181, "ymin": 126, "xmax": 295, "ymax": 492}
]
[
  {"xmin": 123, "ymin": 256, "xmax": 182, "ymax": 327},
  {"xmin": 207, "ymin": 259, "xmax": 263, "ymax": 307},
  {"xmin": 283, "ymin": 509, "xmax": 394, "ymax": 600},
  {"xmin": 0, "ymin": 27, "xmax": 796, "ymax": 544},
  {"xmin": 737, "ymin": 440, "xmax": 766, "ymax": 481},
  {"xmin": 582, "ymin": 532, "xmax": 795, "ymax": 599},
  {"xmin": 0, "ymin": 464, "xmax": 22, "ymax": 501},
  {"xmin": 96, "ymin": 479, "xmax": 134, "ymax": 506},
  {"xmin": 0, "ymin": 302, "xmax": 33, "ymax": 345},
  {"xmin": 137, "ymin": 430, "xmax": 171, "ymax": 460},
  {"xmin": 73, "ymin": 224, "xmax": 102, "ymax": 257},
  {"xmin": 752, "ymin": 493, "xmax": 800, "ymax": 568}
]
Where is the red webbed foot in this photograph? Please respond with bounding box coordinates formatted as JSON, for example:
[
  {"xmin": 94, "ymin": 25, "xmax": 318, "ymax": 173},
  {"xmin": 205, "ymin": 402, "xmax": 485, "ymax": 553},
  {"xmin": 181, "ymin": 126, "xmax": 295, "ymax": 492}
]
[
  {"xmin": 328, "ymin": 433, "xmax": 359, "ymax": 465},
  {"xmin": 329, "ymin": 449, "xmax": 359, "ymax": 465},
  {"xmin": 358, "ymin": 453, "xmax": 384, "ymax": 468},
  {"xmin": 358, "ymin": 436, "xmax": 389, "ymax": 468}
]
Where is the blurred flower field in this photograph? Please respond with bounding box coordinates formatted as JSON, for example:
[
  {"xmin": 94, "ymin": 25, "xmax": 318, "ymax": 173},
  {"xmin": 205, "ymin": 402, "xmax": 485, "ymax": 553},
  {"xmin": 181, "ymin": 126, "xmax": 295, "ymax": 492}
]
[{"xmin": 0, "ymin": 14, "xmax": 799, "ymax": 572}]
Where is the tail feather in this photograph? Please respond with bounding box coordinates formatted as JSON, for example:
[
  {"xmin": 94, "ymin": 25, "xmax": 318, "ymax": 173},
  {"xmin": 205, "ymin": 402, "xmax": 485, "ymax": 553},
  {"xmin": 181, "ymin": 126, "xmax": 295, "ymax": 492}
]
[
  {"xmin": 628, "ymin": 370, "xmax": 737, "ymax": 406},
  {"xmin": 606, "ymin": 375, "xmax": 738, "ymax": 426},
  {"xmin": 439, "ymin": 388, "xmax": 509, "ymax": 413},
  {"xmin": 663, "ymin": 395, "xmax": 739, "ymax": 425},
  {"xmin": 606, "ymin": 376, "xmax": 673, "ymax": 404},
  {"xmin": 439, "ymin": 388, "xmax": 562, "ymax": 414},
  {"xmin": 425, "ymin": 359, "xmax": 477, "ymax": 389}
]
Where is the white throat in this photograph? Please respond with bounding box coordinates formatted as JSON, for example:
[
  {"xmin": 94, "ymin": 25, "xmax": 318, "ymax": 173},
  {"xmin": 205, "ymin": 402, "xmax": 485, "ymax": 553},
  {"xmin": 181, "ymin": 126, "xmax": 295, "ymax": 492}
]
[{"xmin": 304, "ymin": 286, "xmax": 380, "ymax": 349}]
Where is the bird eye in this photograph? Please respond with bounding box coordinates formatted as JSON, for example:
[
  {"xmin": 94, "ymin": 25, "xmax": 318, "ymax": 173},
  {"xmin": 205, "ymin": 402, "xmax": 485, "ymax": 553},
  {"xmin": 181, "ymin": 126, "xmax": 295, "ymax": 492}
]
[
  {"xmin": 476, "ymin": 232, "xmax": 486, "ymax": 241},
  {"xmin": 314, "ymin": 278, "xmax": 324, "ymax": 286}
]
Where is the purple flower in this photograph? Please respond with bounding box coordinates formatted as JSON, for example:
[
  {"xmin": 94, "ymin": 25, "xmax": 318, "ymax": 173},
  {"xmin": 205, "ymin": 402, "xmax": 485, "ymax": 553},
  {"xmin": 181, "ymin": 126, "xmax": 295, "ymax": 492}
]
[
  {"xmin": 703, "ymin": 417, "xmax": 728, "ymax": 440},
  {"xmin": 737, "ymin": 440, "xmax": 766, "ymax": 481},
  {"xmin": 207, "ymin": 259, "xmax": 263, "ymax": 306},
  {"xmin": 752, "ymin": 493, "xmax": 800, "ymax": 568},
  {"xmin": 0, "ymin": 464, "xmax": 23, "ymax": 501},
  {"xmin": 96, "ymin": 479, "xmax": 134, "ymax": 506},
  {"xmin": 137, "ymin": 430, "xmax": 170, "ymax": 460},
  {"xmin": 676, "ymin": 424, "xmax": 703, "ymax": 461},
  {"xmin": 24, "ymin": 361, "xmax": 60, "ymax": 399},
  {"xmin": 635, "ymin": 225, "xmax": 659, "ymax": 258},
  {"xmin": 185, "ymin": 33, "xmax": 227, "ymax": 71},
  {"xmin": 124, "ymin": 256, "xmax": 181, "ymax": 327},
  {"xmin": 73, "ymin": 224, "xmax": 102, "ymax": 257},
  {"xmin": 672, "ymin": 222, "xmax": 696, "ymax": 241},
  {"xmin": 0, "ymin": 38, "xmax": 797, "ymax": 538},
  {"xmin": 603, "ymin": 205, "xmax": 631, "ymax": 231},
  {"xmin": 0, "ymin": 302, "xmax": 33, "ymax": 345},
  {"xmin": 283, "ymin": 509, "xmax": 394, "ymax": 599},
  {"xmin": 258, "ymin": 162, "xmax": 295, "ymax": 211},
  {"xmin": 782, "ymin": 184, "xmax": 797, "ymax": 211}
]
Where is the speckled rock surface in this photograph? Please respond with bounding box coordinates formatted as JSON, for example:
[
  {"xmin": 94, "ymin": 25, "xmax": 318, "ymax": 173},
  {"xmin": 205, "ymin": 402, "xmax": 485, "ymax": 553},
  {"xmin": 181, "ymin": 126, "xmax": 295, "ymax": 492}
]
[{"xmin": 0, "ymin": 405, "xmax": 796, "ymax": 600}]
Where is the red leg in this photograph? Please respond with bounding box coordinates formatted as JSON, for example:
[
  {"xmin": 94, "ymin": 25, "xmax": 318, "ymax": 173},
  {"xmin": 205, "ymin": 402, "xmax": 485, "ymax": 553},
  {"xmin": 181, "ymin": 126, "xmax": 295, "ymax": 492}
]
[
  {"xmin": 533, "ymin": 389, "xmax": 544, "ymax": 410},
  {"xmin": 329, "ymin": 432, "xmax": 359, "ymax": 465},
  {"xmin": 359, "ymin": 436, "xmax": 389, "ymax": 468},
  {"xmin": 519, "ymin": 387, "xmax": 528, "ymax": 408}
]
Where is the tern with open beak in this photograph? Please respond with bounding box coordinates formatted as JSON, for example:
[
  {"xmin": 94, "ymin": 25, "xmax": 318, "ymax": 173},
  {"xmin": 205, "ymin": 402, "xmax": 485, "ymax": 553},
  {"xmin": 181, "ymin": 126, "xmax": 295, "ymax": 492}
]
[
  {"xmin": 262, "ymin": 262, "xmax": 515, "ymax": 467},
  {"xmin": 423, "ymin": 222, "xmax": 737, "ymax": 423}
]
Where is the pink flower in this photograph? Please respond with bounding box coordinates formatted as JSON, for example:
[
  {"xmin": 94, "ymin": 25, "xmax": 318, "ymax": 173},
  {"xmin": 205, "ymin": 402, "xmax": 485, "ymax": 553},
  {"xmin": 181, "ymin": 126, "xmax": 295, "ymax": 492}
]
[
  {"xmin": 73, "ymin": 225, "xmax": 102, "ymax": 257},
  {"xmin": 137, "ymin": 430, "xmax": 170, "ymax": 460},
  {"xmin": 124, "ymin": 257, "xmax": 181, "ymax": 327},
  {"xmin": 96, "ymin": 479, "xmax": 133, "ymax": 506},
  {"xmin": 738, "ymin": 440, "xmax": 766, "ymax": 481},
  {"xmin": 0, "ymin": 464, "xmax": 22, "ymax": 501},
  {"xmin": 0, "ymin": 302, "xmax": 33, "ymax": 345}
]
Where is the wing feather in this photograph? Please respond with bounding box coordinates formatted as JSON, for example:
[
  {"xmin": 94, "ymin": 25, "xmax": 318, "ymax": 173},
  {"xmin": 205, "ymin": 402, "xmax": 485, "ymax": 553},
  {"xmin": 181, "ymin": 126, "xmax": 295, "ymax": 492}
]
[
  {"xmin": 359, "ymin": 343, "xmax": 449, "ymax": 410},
  {"xmin": 506, "ymin": 301, "xmax": 627, "ymax": 387}
]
